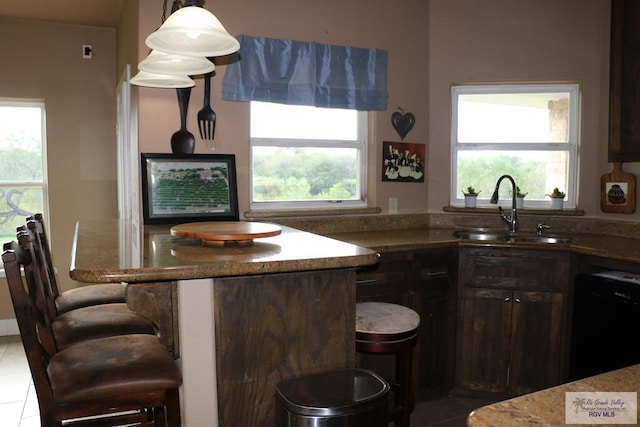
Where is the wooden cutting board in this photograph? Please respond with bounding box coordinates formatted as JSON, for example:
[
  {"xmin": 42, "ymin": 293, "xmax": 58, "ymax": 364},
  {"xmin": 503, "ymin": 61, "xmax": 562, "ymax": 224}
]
[
  {"xmin": 171, "ymin": 221, "xmax": 282, "ymax": 246},
  {"xmin": 600, "ymin": 162, "xmax": 636, "ymax": 213}
]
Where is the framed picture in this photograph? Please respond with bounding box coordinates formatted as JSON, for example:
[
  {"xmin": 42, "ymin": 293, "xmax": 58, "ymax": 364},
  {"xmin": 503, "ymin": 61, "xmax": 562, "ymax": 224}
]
[
  {"xmin": 141, "ymin": 153, "xmax": 239, "ymax": 224},
  {"xmin": 382, "ymin": 141, "xmax": 425, "ymax": 182}
]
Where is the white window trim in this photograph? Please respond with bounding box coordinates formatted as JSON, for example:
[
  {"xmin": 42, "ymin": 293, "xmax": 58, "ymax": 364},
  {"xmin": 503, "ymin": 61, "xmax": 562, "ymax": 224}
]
[
  {"xmin": 0, "ymin": 99, "xmax": 50, "ymax": 267},
  {"xmin": 249, "ymin": 109, "xmax": 368, "ymax": 211},
  {"xmin": 450, "ymin": 83, "xmax": 579, "ymax": 209}
]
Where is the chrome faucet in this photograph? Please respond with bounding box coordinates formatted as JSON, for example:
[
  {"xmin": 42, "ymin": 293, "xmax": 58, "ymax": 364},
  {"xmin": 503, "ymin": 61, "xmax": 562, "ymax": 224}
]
[{"xmin": 490, "ymin": 174, "xmax": 518, "ymax": 233}]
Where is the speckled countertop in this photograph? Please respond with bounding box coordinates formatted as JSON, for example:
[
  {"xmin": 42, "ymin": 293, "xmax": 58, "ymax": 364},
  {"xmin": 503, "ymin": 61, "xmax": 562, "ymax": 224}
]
[
  {"xmin": 69, "ymin": 220, "xmax": 378, "ymax": 283},
  {"xmin": 70, "ymin": 214, "xmax": 640, "ymax": 283},
  {"xmin": 326, "ymin": 228, "xmax": 640, "ymax": 265},
  {"xmin": 467, "ymin": 364, "xmax": 640, "ymax": 427},
  {"xmin": 275, "ymin": 212, "xmax": 640, "ymax": 264}
]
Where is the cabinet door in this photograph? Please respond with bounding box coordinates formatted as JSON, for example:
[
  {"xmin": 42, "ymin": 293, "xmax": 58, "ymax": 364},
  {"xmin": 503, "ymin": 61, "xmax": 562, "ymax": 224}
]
[
  {"xmin": 413, "ymin": 287, "xmax": 452, "ymax": 397},
  {"xmin": 457, "ymin": 287, "xmax": 513, "ymax": 393},
  {"xmin": 508, "ymin": 291, "xmax": 564, "ymax": 395},
  {"xmin": 609, "ymin": 0, "xmax": 640, "ymax": 161},
  {"xmin": 413, "ymin": 248, "xmax": 457, "ymax": 398}
]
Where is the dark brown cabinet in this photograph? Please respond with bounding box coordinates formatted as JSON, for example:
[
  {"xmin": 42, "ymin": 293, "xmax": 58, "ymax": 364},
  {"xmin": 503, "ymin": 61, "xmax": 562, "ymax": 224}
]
[
  {"xmin": 456, "ymin": 247, "xmax": 570, "ymax": 396},
  {"xmin": 412, "ymin": 248, "xmax": 457, "ymax": 398},
  {"xmin": 355, "ymin": 247, "xmax": 458, "ymax": 399},
  {"xmin": 609, "ymin": 0, "xmax": 640, "ymax": 161}
]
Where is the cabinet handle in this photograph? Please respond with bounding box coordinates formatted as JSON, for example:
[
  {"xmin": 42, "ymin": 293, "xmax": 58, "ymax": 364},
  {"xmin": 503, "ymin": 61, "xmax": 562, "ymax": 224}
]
[
  {"xmin": 504, "ymin": 297, "xmax": 511, "ymax": 302},
  {"xmin": 356, "ymin": 279, "xmax": 377, "ymax": 285},
  {"xmin": 424, "ymin": 270, "xmax": 448, "ymax": 277},
  {"xmin": 515, "ymin": 298, "xmax": 521, "ymax": 303}
]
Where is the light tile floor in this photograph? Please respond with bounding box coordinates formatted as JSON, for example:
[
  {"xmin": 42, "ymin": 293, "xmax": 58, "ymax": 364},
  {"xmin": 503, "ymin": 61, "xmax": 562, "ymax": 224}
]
[{"xmin": 0, "ymin": 335, "xmax": 39, "ymax": 427}]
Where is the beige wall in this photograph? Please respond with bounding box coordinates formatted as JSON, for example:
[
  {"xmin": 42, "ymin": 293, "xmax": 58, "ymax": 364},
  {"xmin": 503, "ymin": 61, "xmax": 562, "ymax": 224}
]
[
  {"xmin": 428, "ymin": 0, "xmax": 617, "ymax": 217},
  {"xmin": 0, "ymin": 18, "xmax": 118, "ymax": 321}
]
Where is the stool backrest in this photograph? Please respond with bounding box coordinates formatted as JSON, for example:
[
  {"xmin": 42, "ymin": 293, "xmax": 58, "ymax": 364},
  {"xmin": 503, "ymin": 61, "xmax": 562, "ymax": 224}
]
[
  {"xmin": 24, "ymin": 220, "xmax": 59, "ymax": 320},
  {"xmin": 2, "ymin": 238, "xmax": 58, "ymax": 409},
  {"xmin": 26, "ymin": 214, "xmax": 60, "ymax": 298}
]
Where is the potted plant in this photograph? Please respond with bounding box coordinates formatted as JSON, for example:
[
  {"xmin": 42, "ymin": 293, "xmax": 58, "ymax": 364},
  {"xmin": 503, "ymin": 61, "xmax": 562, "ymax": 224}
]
[
  {"xmin": 547, "ymin": 187, "xmax": 565, "ymax": 209},
  {"xmin": 462, "ymin": 186, "xmax": 480, "ymax": 208},
  {"xmin": 515, "ymin": 186, "xmax": 527, "ymax": 208}
]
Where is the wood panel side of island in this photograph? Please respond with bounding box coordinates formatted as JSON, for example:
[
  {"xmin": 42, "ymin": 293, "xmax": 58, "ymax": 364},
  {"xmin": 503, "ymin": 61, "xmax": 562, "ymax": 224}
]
[{"xmin": 214, "ymin": 269, "xmax": 357, "ymax": 426}]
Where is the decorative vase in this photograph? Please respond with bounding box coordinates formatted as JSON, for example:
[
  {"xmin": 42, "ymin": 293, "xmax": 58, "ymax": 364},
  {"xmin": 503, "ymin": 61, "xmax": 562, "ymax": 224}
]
[
  {"xmin": 464, "ymin": 195, "xmax": 478, "ymax": 208},
  {"xmin": 550, "ymin": 197, "xmax": 563, "ymax": 209},
  {"xmin": 516, "ymin": 197, "xmax": 524, "ymax": 208}
]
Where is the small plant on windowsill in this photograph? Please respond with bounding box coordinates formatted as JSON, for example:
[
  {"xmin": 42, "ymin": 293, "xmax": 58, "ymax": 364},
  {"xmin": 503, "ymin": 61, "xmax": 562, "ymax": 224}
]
[
  {"xmin": 514, "ymin": 186, "xmax": 527, "ymax": 208},
  {"xmin": 547, "ymin": 187, "xmax": 565, "ymax": 209},
  {"xmin": 462, "ymin": 186, "xmax": 480, "ymax": 208},
  {"xmin": 462, "ymin": 186, "xmax": 480, "ymax": 196}
]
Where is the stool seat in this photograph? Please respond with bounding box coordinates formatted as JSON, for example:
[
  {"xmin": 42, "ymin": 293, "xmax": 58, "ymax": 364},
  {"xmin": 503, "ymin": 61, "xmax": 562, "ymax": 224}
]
[
  {"xmin": 355, "ymin": 302, "xmax": 419, "ymax": 427},
  {"xmin": 356, "ymin": 302, "xmax": 420, "ymax": 335}
]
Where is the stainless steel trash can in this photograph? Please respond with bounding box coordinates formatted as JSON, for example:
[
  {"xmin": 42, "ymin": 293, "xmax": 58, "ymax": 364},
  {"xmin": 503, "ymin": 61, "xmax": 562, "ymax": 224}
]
[{"xmin": 275, "ymin": 369, "xmax": 390, "ymax": 427}]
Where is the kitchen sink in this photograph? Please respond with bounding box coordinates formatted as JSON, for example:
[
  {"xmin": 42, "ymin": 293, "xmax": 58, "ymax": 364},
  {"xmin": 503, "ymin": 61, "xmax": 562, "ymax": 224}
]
[{"xmin": 453, "ymin": 230, "xmax": 571, "ymax": 244}]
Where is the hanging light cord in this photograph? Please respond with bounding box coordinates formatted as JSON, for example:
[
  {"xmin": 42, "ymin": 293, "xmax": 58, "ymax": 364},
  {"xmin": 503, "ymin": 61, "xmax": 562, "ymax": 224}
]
[{"xmin": 161, "ymin": 0, "xmax": 168, "ymax": 22}]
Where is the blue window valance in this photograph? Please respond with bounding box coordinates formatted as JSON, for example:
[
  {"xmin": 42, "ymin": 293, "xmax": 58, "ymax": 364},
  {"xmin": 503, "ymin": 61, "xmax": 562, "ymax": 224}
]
[{"xmin": 221, "ymin": 35, "xmax": 388, "ymax": 111}]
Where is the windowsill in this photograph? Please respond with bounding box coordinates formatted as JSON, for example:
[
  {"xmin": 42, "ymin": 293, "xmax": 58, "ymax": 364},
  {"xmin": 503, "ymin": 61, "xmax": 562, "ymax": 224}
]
[
  {"xmin": 244, "ymin": 206, "xmax": 382, "ymax": 219},
  {"xmin": 443, "ymin": 205, "xmax": 585, "ymax": 216}
]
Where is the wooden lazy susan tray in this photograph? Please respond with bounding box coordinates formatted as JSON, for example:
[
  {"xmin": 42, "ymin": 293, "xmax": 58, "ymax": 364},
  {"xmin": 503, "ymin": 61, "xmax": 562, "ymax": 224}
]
[{"xmin": 170, "ymin": 221, "xmax": 282, "ymax": 246}]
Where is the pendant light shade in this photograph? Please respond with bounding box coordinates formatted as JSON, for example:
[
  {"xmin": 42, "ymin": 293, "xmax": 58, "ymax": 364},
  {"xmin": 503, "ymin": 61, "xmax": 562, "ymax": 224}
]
[
  {"xmin": 130, "ymin": 71, "xmax": 195, "ymax": 88},
  {"xmin": 138, "ymin": 50, "xmax": 215, "ymax": 75},
  {"xmin": 145, "ymin": 6, "xmax": 240, "ymax": 57}
]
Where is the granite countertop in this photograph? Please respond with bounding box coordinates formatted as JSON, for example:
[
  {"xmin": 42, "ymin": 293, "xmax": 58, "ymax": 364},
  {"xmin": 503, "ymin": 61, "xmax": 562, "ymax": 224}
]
[
  {"xmin": 467, "ymin": 364, "xmax": 640, "ymax": 426},
  {"xmin": 69, "ymin": 220, "xmax": 378, "ymax": 283},
  {"xmin": 70, "ymin": 217, "xmax": 640, "ymax": 284},
  {"xmin": 327, "ymin": 228, "xmax": 640, "ymax": 265}
]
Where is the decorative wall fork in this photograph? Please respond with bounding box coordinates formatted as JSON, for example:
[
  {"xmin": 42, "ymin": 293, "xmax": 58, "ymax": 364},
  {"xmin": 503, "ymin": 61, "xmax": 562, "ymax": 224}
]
[{"xmin": 197, "ymin": 71, "xmax": 216, "ymax": 141}]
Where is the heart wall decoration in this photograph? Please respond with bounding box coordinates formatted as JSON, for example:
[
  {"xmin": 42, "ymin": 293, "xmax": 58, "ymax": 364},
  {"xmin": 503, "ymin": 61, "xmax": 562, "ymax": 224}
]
[{"xmin": 391, "ymin": 108, "xmax": 415, "ymax": 141}]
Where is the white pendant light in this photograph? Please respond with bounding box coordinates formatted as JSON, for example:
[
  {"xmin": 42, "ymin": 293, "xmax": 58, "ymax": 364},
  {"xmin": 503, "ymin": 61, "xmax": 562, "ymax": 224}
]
[
  {"xmin": 138, "ymin": 50, "xmax": 215, "ymax": 75},
  {"xmin": 145, "ymin": 6, "xmax": 240, "ymax": 57},
  {"xmin": 130, "ymin": 71, "xmax": 195, "ymax": 88}
]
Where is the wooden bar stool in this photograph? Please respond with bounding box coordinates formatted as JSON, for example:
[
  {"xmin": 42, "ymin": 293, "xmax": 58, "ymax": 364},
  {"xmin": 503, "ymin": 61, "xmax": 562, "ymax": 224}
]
[{"xmin": 356, "ymin": 302, "xmax": 420, "ymax": 427}]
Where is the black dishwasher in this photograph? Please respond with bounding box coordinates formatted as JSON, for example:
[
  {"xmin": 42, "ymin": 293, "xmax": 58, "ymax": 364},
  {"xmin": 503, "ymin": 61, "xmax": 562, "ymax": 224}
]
[{"xmin": 569, "ymin": 271, "xmax": 640, "ymax": 381}]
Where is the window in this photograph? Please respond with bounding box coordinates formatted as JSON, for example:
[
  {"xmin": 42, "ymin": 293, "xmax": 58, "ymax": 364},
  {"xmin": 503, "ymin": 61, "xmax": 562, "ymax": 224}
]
[
  {"xmin": 0, "ymin": 99, "xmax": 48, "ymax": 246},
  {"xmin": 451, "ymin": 83, "xmax": 579, "ymax": 208},
  {"xmin": 250, "ymin": 101, "xmax": 367, "ymax": 210}
]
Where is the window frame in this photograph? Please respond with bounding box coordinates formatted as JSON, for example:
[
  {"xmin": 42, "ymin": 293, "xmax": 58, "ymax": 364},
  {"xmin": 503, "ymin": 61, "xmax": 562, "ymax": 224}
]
[
  {"xmin": 450, "ymin": 83, "xmax": 579, "ymax": 209},
  {"xmin": 0, "ymin": 98, "xmax": 50, "ymax": 273},
  {"xmin": 249, "ymin": 102, "xmax": 368, "ymax": 211}
]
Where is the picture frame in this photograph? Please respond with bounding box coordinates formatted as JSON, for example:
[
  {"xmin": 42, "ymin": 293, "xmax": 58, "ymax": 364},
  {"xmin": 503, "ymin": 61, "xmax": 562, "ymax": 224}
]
[
  {"xmin": 382, "ymin": 141, "xmax": 425, "ymax": 183},
  {"xmin": 141, "ymin": 153, "xmax": 239, "ymax": 224}
]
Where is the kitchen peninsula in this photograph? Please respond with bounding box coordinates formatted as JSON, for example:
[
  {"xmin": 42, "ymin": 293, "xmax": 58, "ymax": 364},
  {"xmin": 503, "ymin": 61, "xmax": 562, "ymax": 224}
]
[
  {"xmin": 69, "ymin": 219, "xmax": 379, "ymax": 427},
  {"xmin": 70, "ymin": 213, "xmax": 640, "ymax": 426}
]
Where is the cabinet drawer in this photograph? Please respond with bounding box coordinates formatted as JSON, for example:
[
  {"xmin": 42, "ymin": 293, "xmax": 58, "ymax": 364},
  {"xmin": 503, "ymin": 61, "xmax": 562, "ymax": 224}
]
[
  {"xmin": 414, "ymin": 248, "xmax": 457, "ymax": 289},
  {"xmin": 356, "ymin": 251, "xmax": 412, "ymax": 285},
  {"xmin": 356, "ymin": 251, "xmax": 412, "ymax": 300},
  {"xmin": 459, "ymin": 247, "xmax": 570, "ymax": 292}
]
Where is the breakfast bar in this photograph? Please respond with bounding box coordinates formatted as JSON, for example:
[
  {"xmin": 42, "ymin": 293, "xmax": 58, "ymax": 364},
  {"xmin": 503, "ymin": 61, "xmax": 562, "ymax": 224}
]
[{"xmin": 69, "ymin": 219, "xmax": 379, "ymax": 427}]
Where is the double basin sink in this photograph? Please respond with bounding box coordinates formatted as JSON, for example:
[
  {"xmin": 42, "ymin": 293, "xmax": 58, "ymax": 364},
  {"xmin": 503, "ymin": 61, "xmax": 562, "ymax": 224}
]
[{"xmin": 453, "ymin": 229, "xmax": 571, "ymax": 245}]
